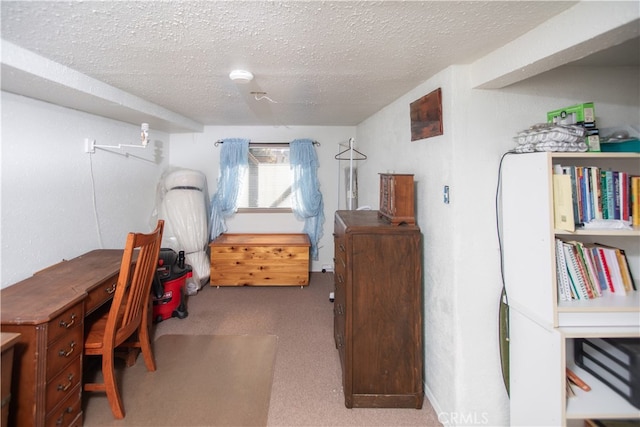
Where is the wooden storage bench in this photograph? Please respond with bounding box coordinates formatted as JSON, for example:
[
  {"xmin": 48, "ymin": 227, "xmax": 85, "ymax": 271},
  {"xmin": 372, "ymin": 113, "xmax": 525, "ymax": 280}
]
[{"xmin": 209, "ymin": 233, "xmax": 310, "ymax": 286}]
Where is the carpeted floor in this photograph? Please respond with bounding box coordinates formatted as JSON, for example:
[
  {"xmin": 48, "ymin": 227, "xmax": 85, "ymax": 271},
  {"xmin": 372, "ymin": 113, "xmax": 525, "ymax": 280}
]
[
  {"xmin": 83, "ymin": 334, "xmax": 277, "ymax": 426},
  {"xmin": 83, "ymin": 272, "xmax": 442, "ymax": 426}
]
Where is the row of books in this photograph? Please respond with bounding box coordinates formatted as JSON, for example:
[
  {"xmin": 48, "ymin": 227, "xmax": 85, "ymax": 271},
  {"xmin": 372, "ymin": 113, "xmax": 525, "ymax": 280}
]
[
  {"xmin": 552, "ymin": 164, "xmax": 640, "ymax": 227},
  {"xmin": 555, "ymin": 239, "xmax": 636, "ymax": 301}
]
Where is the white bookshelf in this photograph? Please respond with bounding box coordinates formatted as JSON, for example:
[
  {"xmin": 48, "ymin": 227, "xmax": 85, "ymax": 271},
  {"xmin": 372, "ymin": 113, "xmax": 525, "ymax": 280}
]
[{"xmin": 502, "ymin": 152, "xmax": 640, "ymax": 426}]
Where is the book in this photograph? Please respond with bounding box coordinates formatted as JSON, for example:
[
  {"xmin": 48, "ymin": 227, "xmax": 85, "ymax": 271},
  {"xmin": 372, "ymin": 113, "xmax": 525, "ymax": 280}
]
[
  {"xmin": 596, "ymin": 245, "xmax": 626, "ymax": 296},
  {"xmin": 565, "ymin": 166, "xmax": 581, "ymax": 226},
  {"xmin": 613, "ymin": 171, "xmax": 621, "ymax": 220},
  {"xmin": 572, "ymin": 242, "xmax": 596, "ymax": 298},
  {"xmin": 575, "ymin": 241, "xmax": 602, "ymax": 297},
  {"xmin": 563, "ymin": 242, "xmax": 591, "ymax": 299},
  {"xmin": 582, "ymin": 167, "xmax": 593, "ymax": 222},
  {"xmin": 553, "ymin": 174, "xmax": 575, "ymax": 231},
  {"xmin": 600, "ymin": 169, "xmax": 609, "ymax": 219},
  {"xmin": 616, "ymin": 248, "xmax": 636, "ymax": 292},
  {"xmin": 584, "ymin": 244, "xmax": 609, "ymax": 293},
  {"xmin": 594, "ymin": 245, "xmax": 616, "ymax": 293},
  {"xmin": 589, "ymin": 166, "xmax": 603, "ymax": 220},
  {"xmin": 604, "ymin": 170, "xmax": 615, "ymax": 220},
  {"xmin": 631, "ymin": 176, "xmax": 640, "ymax": 226},
  {"xmin": 619, "ymin": 171, "xmax": 629, "ymax": 222},
  {"xmin": 555, "ymin": 239, "xmax": 572, "ymax": 301}
]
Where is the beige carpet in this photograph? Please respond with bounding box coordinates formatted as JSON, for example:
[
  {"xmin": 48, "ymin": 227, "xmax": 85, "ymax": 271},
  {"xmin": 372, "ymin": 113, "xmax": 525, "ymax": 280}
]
[{"xmin": 82, "ymin": 334, "xmax": 278, "ymax": 427}]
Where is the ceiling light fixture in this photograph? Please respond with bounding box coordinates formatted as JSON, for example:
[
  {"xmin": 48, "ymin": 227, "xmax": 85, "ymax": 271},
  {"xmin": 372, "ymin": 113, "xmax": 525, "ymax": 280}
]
[{"xmin": 229, "ymin": 69, "xmax": 254, "ymax": 83}]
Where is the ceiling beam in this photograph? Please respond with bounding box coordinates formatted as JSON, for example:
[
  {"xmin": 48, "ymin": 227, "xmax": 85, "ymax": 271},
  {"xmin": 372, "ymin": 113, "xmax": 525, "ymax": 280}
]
[
  {"xmin": 471, "ymin": 1, "xmax": 640, "ymax": 90},
  {"xmin": 1, "ymin": 40, "xmax": 203, "ymax": 133}
]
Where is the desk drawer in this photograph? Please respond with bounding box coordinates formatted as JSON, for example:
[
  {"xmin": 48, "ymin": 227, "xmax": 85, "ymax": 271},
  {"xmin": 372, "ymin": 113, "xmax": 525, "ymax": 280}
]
[
  {"xmin": 85, "ymin": 275, "xmax": 118, "ymax": 316},
  {"xmin": 49, "ymin": 304, "xmax": 83, "ymax": 345},
  {"xmin": 46, "ymin": 325, "xmax": 82, "ymax": 380},
  {"xmin": 45, "ymin": 358, "xmax": 81, "ymax": 416},
  {"xmin": 45, "ymin": 384, "xmax": 81, "ymax": 427}
]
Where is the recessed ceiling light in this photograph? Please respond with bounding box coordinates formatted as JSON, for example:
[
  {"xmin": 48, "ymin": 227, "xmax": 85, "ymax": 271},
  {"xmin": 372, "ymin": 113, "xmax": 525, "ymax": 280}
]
[{"xmin": 229, "ymin": 69, "xmax": 254, "ymax": 83}]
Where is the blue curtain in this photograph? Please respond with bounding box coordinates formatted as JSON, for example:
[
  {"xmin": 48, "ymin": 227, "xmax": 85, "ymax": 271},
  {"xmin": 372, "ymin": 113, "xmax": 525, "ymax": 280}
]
[
  {"xmin": 209, "ymin": 138, "xmax": 249, "ymax": 240},
  {"xmin": 290, "ymin": 139, "xmax": 324, "ymax": 260}
]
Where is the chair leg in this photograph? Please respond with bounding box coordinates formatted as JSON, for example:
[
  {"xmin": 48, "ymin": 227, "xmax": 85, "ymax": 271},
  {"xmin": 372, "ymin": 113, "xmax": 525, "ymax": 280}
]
[
  {"xmin": 138, "ymin": 322, "xmax": 157, "ymax": 372},
  {"xmin": 102, "ymin": 350, "xmax": 126, "ymax": 419}
]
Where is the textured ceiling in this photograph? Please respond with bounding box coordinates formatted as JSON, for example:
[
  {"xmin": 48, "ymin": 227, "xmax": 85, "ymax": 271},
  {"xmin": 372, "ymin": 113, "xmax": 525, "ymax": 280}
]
[{"xmin": 0, "ymin": 1, "xmax": 590, "ymax": 127}]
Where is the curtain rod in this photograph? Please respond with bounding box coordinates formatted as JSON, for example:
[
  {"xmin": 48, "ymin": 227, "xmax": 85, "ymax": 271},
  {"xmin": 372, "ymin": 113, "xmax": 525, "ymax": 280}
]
[{"xmin": 214, "ymin": 139, "xmax": 320, "ymax": 147}]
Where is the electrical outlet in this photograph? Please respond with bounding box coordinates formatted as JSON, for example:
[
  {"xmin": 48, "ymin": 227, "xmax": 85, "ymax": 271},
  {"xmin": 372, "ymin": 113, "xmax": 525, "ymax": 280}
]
[{"xmin": 443, "ymin": 185, "xmax": 450, "ymax": 204}]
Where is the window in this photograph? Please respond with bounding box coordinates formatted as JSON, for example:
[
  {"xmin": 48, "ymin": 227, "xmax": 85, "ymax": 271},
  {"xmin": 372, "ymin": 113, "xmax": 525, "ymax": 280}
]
[{"xmin": 237, "ymin": 143, "xmax": 293, "ymax": 211}]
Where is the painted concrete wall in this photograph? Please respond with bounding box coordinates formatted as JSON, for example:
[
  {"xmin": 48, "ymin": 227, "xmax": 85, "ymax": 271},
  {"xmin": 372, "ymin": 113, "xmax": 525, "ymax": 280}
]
[
  {"xmin": 0, "ymin": 92, "xmax": 170, "ymax": 288},
  {"xmin": 355, "ymin": 63, "xmax": 639, "ymax": 425}
]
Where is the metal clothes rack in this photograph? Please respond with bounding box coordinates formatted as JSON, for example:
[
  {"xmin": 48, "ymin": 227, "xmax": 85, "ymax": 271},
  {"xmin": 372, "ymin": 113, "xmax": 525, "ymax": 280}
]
[{"xmin": 335, "ymin": 138, "xmax": 367, "ymax": 210}]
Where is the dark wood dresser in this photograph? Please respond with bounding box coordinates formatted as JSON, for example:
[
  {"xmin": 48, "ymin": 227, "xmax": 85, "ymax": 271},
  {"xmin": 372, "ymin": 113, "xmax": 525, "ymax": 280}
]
[{"xmin": 333, "ymin": 210, "xmax": 423, "ymax": 409}]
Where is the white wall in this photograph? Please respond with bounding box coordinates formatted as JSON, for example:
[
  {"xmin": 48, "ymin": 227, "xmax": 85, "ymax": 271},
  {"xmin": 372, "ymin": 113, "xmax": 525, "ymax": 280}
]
[
  {"xmin": 0, "ymin": 92, "xmax": 170, "ymax": 288},
  {"xmin": 168, "ymin": 125, "xmax": 356, "ymax": 272},
  {"xmin": 356, "ymin": 63, "xmax": 639, "ymax": 425}
]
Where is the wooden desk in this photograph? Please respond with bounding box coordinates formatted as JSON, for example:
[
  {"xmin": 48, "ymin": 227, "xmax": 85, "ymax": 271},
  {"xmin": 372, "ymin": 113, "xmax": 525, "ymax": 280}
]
[
  {"xmin": 1, "ymin": 333, "xmax": 21, "ymax": 427},
  {"xmin": 0, "ymin": 250, "xmax": 125, "ymax": 427}
]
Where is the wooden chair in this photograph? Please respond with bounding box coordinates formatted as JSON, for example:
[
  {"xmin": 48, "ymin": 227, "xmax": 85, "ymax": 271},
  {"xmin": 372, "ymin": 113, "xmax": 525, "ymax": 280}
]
[{"xmin": 83, "ymin": 220, "xmax": 164, "ymax": 419}]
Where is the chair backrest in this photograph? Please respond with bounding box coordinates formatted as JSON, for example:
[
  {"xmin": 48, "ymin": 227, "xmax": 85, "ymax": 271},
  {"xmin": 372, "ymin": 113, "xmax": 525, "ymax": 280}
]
[{"xmin": 105, "ymin": 220, "xmax": 164, "ymax": 349}]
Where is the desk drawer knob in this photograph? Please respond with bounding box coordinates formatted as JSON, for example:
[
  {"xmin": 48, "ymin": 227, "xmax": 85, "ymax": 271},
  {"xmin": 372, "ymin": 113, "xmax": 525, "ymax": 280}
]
[
  {"xmin": 105, "ymin": 282, "xmax": 117, "ymax": 294},
  {"xmin": 58, "ymin": 313, "xmax": 76, "ymax": 329},
  {"xmin": 58, "ymin": 341, "xmax": 75, "ymax": 358}
]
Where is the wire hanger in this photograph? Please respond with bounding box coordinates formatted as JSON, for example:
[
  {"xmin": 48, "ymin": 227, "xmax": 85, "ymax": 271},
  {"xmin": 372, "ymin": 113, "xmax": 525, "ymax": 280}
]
[{"xmin": 335, "ymin": 138, "xmax": 367, "ymax": 160}]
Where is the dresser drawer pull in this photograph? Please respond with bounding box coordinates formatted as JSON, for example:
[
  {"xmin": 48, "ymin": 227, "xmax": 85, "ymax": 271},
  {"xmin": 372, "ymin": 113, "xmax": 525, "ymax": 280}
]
[
  {"xmin": 57, "ymin": 373, "xmax": 74, "ymax": 392},
  {"xmin": 105, "ymin": 282, "xmax": 117, "ymax": 294},
  {"xmin": 0, "ymin": 393, "xmax": 11, "ymax": 409},
  {"xmin": 55, "ymin": 406, "xmax": 74, "ymax": 426},
  {"xmin": 58, "ymin": 313, "xmax": 76, "ymax": 329},
  {"xmin": 58, "ymin": 341, "xmax": 76, "ymax": 358},
  {"xmin": 339, "ymin": 244, "xmax": 345, "ymax": 252}
]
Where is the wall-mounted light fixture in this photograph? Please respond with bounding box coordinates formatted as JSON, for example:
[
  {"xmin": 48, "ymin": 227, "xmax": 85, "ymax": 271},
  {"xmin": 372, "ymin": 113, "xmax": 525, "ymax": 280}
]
[{"xmin": 85, "ymin": 123, "xmax": 150, "ymax": 154}]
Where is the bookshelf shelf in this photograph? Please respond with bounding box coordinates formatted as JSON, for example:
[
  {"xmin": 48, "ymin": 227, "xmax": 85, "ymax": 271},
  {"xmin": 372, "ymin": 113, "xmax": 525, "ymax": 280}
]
[
  {"xmin": 565, "ymin": 363, "xmax": 640, "ymax": 419},
  {"xmin": 502, "ymin": 152, "xmax": 640, "ymax": 426},
  {"xmin": 557, "ymin": 292, "xmax": 640, "ymax": 312},
  {"xmin": 555, "ymin": 227, "xmax": 640, "ymax": 237}
]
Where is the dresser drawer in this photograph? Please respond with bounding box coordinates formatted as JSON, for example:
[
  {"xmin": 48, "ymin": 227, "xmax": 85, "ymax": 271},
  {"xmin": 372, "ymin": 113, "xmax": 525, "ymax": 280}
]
[
  {"xmin": 49, "ymin": 305, "xmax": 83, "ymax": 345},
  {"xmin": 45, "ymin": 384, "xmax": 81, "ymax": 427},
  {"xmin": 84, "ymin": 275, "xmax": 118, "ymax": 316},
  {"xmin": 334, "ymin": 237, "xmax": 346, "ymax": 269},
  {"xmin": 45, "ymin": 358, "xmax": 81, "ymax": 416},
  {"xmin": 46, "ymin": 325, "xmax": 82, "ymax": 380}
]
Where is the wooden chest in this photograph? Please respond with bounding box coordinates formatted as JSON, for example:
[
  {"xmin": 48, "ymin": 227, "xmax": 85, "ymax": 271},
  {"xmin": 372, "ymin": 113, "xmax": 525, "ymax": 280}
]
[{"xmin": 209, "ymin": 233, "xmax": 310, "ymax": 286}]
